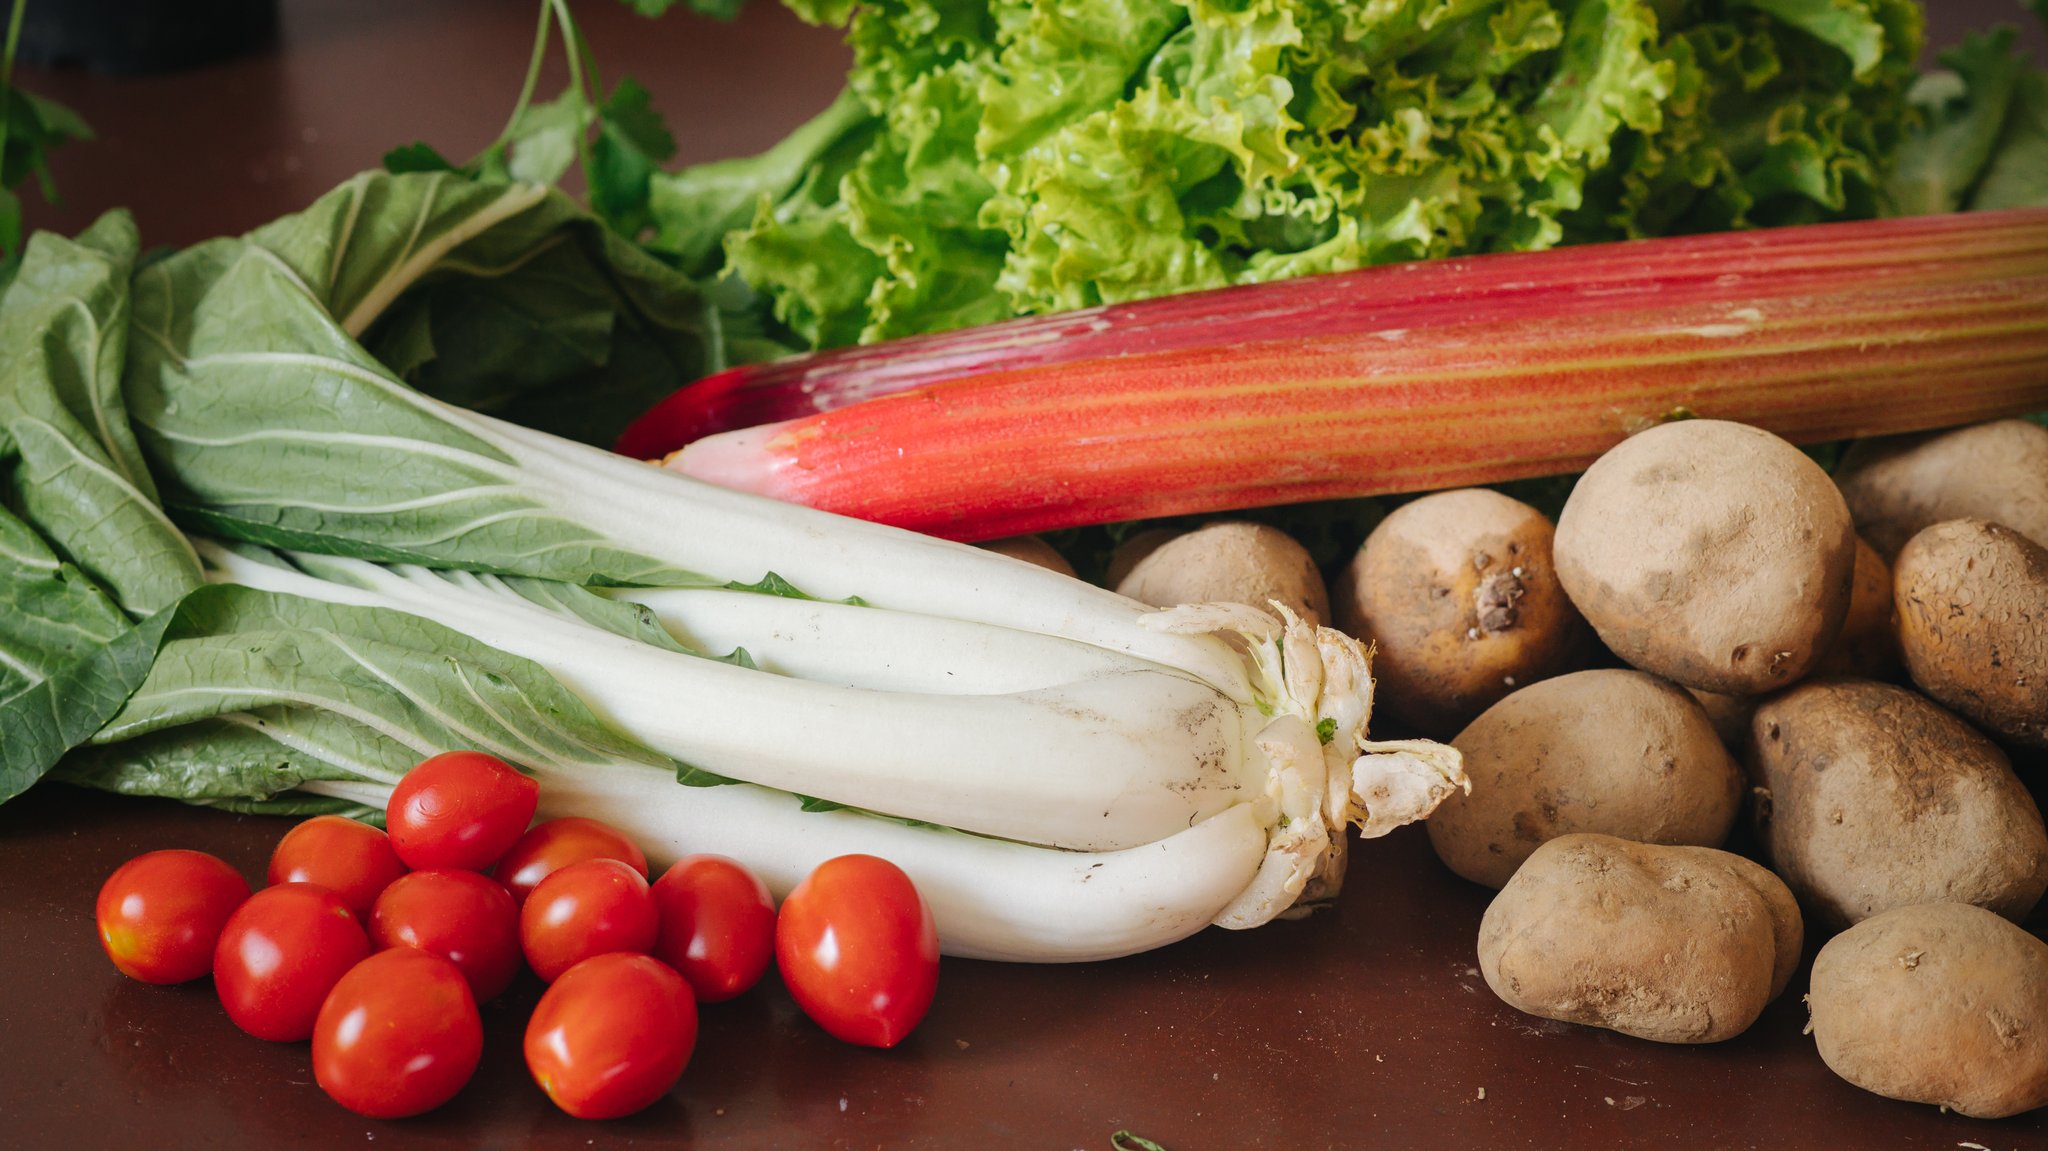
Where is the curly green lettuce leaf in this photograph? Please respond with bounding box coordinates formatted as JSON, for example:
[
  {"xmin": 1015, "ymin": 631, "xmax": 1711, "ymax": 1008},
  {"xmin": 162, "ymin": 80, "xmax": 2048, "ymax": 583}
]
[{"xmin": 672, "ymin": 0, "xmax": 1921, "ymax": 349}]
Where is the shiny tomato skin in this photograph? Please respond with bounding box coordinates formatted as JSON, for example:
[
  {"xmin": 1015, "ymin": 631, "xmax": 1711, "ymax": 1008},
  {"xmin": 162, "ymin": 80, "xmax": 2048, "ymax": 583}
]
[
  {"xmin": 96, "ymin": 850, "xmax": 251, "ymax": 984},
  {"xmin": 525, "ymin": 953, "xmax": 697, "ymax": 1120},
  {"xmin": 650, "ymin": 855, "xmax": 775, "ymax": 1002},
  {"xmin": 775, "ymin": 855, "xmax": 939, "ymax": 1049},
  {"xmin": 384, "ymin": 751, "xmax": 539, "ymax": 872},
  {"xmin": 313, "ymin": 948, "xmax": 483, "ymax": 1119},
  {"xmin": 520, "ymin": 858, "xmax": 659, "ymax": 983},
  {"xmin": 369, "ymin": 869, "xmax": 523, "ymax": 1002},
  {"xmin": 267, "ymin": 815, "xmax": 408, "ymax": 918},
  {"xmin": 214, "ymin": 883, "xmax": 373, "ymax": 1042},
  {"xmin": 493, "ymin": 817, "xmax": 648, "ymax": 906}
]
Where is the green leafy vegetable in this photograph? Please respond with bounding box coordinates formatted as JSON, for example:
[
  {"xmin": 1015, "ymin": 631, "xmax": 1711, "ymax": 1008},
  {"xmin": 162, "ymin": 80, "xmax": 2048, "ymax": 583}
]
[
  {"xmin": 0, "ymin": 0, "xmax": 93, "ymax": 262},
  {"xmin": 0, "ymin": 213, "xmax": 198, "ymax": 800},
  {"xmin": 55, "ymin": 584, "xmax": 690, "ymax": 811},
  {"xmin": 125, "ymin": 171, "xmax": 711, "ymax": 581},
  {"xmin": 0, "ymin": 214, "xmax": 202, "ymax": 613},
  {"xmin": 0, "ymin": 506, "xmax": 175, "ymax": 802},
  {"xmin": 663, "ymin": 0, "xmax": 1922, "ymax": 349}
]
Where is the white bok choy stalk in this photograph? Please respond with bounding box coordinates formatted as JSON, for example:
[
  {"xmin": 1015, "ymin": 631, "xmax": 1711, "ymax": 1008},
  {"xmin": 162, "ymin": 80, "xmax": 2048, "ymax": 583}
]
[
  {"xmin": 197, "ymin": 540, "xmax": 1467, "ymax": 932},
  {"xmin": 113, "ymin": 171, "xmax": 1467, "ymax": 953}
]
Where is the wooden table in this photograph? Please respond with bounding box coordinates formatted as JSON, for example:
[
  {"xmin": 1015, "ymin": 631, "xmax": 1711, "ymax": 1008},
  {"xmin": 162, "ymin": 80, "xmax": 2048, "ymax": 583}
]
[{"xmin": 6, "ymin": 3, "xmax": 2047, "ymax": 1148}]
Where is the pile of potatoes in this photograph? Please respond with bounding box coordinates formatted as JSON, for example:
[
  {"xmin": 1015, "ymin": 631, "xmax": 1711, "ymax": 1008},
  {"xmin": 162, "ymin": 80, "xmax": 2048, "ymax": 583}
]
[
  {"xmin": 988, "ymin": 415, "xmax": 2048, "ymax": 1120},
  {"xmin": 978, "ymin": 416, "xmax": 2048, "ymax": 1115}
]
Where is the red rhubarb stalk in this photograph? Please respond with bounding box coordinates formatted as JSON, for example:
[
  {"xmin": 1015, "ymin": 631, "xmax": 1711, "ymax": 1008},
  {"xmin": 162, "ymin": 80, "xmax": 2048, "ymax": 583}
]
[{"xmin": 642, "ymin": 209, "xmax": 2048, "ymax": 542}]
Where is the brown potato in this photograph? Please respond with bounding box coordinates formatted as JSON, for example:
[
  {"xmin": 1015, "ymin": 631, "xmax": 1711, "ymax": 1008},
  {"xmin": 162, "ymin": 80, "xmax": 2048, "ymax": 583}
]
[
  {"xmin": 1478, "ymin": 834, "xmax": 1802, "ymax": 1044},
  {"xmin": 1748, "ymin": 679, "xmax": 2048, "ymax": 926},
  {"xmin": 1894, "ymin": 519, "xmax": 2048, "ymax": 748},
  {"xmin": 1687, "ymin": 687, "xmax": 1757, "ymax": 753},
  {"xmin": 1809, "ymin": 536, "xmax": 1899, "ymax": 679},
  {"xmin": 1332, "ymin": 489, "xmax": 1589, "ymax": 736},
  {"xmin": 977, "ymin": 535, "xmax": 1076, "ymax": 578},
  {"xmin": 1834, "ymin": 419, "xmax": 2048, "ymax": 558},
  {"xmin": 1427, "ymin": 669, "xmax": 1742, "ymax": 889},
  {"xmin": 1114, "ymin": 522, "xmax": 1329, "ymax": 625},
  {"xmin": 1808, "ymin": 902, "xmax": 2048, "ymax": 1119},
  {"xmin": 1103, "ymin": 528, "xmax": 1179, "ymax": 589},
  {"xmin": 1554, "ymin": 420, "xmax": 1856, "ymax": 695}
]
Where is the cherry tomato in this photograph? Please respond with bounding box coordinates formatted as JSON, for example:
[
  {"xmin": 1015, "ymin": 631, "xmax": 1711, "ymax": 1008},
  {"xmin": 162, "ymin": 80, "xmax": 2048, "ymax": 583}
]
[
  {"xmin": 213, "ymin": 883, "xmax": 373, "ymax": 1042},
  {"xmin": 775, "ymin": 854, "xmax": 939, "ymax": 1049},
  {"xmin": 313, "ymin": 948, "xmax": 483, "ymax": 1118},
  {"xmin": 525, "ymin": 953, "xmax": 697, "ymax": 1120},
  {"xmin": 369, "ymin": 869, "xmax": 522, "ymax": 1002},
  {"xmin": 384, "ymin": 751, "xmax": 538, "ymax": 872},
  {"xmin": 520, "ymin": 858, "xmax": 658, "ymax": 982},
  {"xmin": 651, "ymin": 855, "xmax": 774, "ymax": 1002},
  {"xmin": 493, "ymin": 817, "xmax": 648, "ymax": 906},
  {"xmin": 267, "ymin": 815, "xmax": 408, "ymax": 918},
  {"xmin": 96, "ymin": 849, "xmax": 250, "ymax": 984}
]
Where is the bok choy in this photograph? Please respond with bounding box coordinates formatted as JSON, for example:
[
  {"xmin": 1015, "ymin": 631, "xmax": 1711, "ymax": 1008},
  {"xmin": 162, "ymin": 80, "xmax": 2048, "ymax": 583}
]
[{"xmin": 0, "ymin": 175, "xmax": 1465, "ymax": 960}]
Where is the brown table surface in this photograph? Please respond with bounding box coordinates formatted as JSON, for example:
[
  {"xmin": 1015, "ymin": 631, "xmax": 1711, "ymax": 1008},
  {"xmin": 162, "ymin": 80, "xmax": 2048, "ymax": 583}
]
[{"xmin": 6, "ymin": 3, "xmax": 2048, "ymax": 1149}]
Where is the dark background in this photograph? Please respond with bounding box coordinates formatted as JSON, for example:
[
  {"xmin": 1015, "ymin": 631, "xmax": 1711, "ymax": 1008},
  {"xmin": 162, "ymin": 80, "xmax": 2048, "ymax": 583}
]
[{"xmin": 5, "ymin": 3, "xmax": 2048, "ymax": 1150}]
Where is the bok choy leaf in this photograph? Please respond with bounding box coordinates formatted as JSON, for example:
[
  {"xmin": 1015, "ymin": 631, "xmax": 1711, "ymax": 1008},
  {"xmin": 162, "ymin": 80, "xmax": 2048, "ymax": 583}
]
[{"xmin": 0, "ymin": 213, "xmax": 197, "ymax": 800}]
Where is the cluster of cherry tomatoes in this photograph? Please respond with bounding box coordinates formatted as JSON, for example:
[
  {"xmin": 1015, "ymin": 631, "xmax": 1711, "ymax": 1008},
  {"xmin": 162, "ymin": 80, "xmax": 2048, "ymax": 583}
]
[{"xmin": 93, "ymin": 750, "xmax": 941, "ymax": 1120}]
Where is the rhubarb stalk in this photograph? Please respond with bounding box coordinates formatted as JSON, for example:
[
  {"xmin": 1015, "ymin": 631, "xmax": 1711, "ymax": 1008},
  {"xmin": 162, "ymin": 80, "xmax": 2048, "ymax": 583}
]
[{"xmin": 643, "ymin": 209, "xmax": 2048, "ymax": 541}]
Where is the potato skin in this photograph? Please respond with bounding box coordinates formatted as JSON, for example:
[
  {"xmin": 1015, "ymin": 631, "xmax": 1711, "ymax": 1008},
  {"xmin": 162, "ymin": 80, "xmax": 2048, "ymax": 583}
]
[
  {"xmin": 1427, "ymin": 669, "xmax": 1742, "ymax": 889},
  {"xmin": 1834, "ymin": 419, "xmax": 2048, "ymax": 558},
  {"xmin": 1478, "ymin": 834, "xmax": 1802, "ymax": 1044},
  {"xmin": 1554, "ymin": 420, "xmax": 1856, "ymax": 695},
  {"xmin": 1333, "ymin": 489, "xmax": 1589, "ymax": 736},
  {"xmin": 1809, "ymin": 902, "xmax": 2048, "ymax": 1119},
  {"xmin": 1893, "ymin": 519, "xmax": 2048, "ymax": 748},
  {"xmin": 1809, "ymin": 536, "xmax": 1899, "ymax": 680},
  {"xmin": 1115, "ymin": 522, "xmax": 1329, "ymax": 625},
  {"xmin": 978, "ymin": 535, "xmax": 1076, "ymax": 578},
  {"xmin": 1748, "ymin": 679, "xmax": 2048, "ymax": 926}
]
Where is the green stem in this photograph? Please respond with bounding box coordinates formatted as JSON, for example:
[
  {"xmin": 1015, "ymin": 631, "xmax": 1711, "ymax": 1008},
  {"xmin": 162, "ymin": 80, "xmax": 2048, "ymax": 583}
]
[
  {"xmin": 0, "ymin": 0, "xmax": 26, "ymax": 177},
  {"xmin": 493, "ymin": 0, "xmax": 555, "ymax": 149},
  {"xmin": 547, "ymin": 0, "xmax": 598, "ymax": 188}
]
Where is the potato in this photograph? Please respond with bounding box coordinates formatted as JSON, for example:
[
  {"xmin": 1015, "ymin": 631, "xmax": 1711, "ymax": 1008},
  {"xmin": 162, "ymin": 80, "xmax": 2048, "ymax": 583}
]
[
  {"xmin": 1427, "ymin": 669, "xmax": 1743, "ymax": 888},
  {"xmin": 1478, "ymin": 834, "xmax": 1802, "ymax": 1044},
  {"xmin": 1808, "ymin": 536, "xmax": 1899, "ymax": 680},
  {"xmin": 977, "ymin": 535, "xmax": 1076, "ymax": 578},
  {"xmin": 1894, "ymin": 519, "xmax": 2048, "ymax": 749},
  {"xmin": 1103, "ymin": 527, "xmax": 1179, "ymax": 589},
  {"xmin": 1748, "ymin": 679, "xmax": 2048, "ymax": 926},
  {"xmin": 1554, "ymin": 419, "xmax": 1856, "ymax": 695},
  {"xmin": 1687, "ymin": 687, "xmax": 1757, "ymax": 753},
  {"xmin": 1332, "ymin": 489, "xmax": 1589, "ymax": 736},
  {"xmin": 1114, "ymin": 522, "xmax": 1329, "ymax": 625},
  {"xmin": 1834, "ymin": 419, "xmax": 2048, "ymax": 558},
  {"xmin": 1808, "ymin": 902, "xmax": 2048, "ymax": 1119}
]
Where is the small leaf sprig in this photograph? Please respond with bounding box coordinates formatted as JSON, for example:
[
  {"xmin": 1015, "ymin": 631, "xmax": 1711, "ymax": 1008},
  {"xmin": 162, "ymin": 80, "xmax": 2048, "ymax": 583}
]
[{"xmin": 382, "ymin": 0, "xmax": 677, "ymax": 239}]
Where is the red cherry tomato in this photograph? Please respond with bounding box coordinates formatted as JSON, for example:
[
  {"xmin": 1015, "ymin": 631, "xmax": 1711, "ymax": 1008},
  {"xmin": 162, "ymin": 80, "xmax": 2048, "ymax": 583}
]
[
  {"xmin": 369, "ymin": 869, "xmax": 522, "ymax": 1002},
  {"xmin": 96, "ymin": 850, "xmax": 250, "ymax": 984},
  {"xmin": 267, "ymin": 815, "xmax": 408, "ymax": 918},
  {"xmin": 775, "ymin": 854, "xmax": 939, "ymax": 1049},
  {"xmin": 384, "ymin": 751, "xmax": 538, "ymax": 871},
  {"xmin": 520, "ymin": 858, "xmax": 658, "ymax": 982},
  {"xmin": 650, "ymin": 855, "xmax": 774, "ymax": 1002},
  {"xmin": 493, "ymin": 817, "xmax": 648, "ymax": 906},
  {"xmin": 313, "ymin": 948, "xmax": 483, "ymax": 1119},
  {"xmin": 214, "ymin": 883, "xmax": 372, "ymax": 1042},
  {"xmin": 525, "ymin": 953, "xmax": 696, "ymax": 1120}
]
